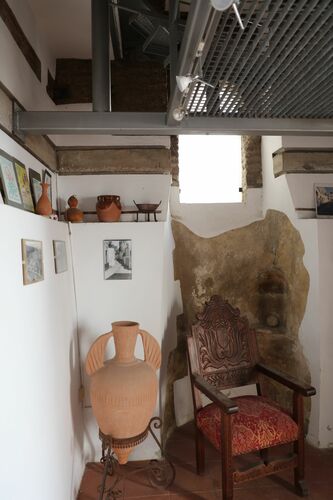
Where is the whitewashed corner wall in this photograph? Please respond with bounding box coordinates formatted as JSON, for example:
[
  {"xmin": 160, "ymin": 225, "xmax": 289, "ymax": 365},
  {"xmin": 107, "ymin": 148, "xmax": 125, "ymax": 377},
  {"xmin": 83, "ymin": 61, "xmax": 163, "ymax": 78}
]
[
  {"xmin": 0, "ymin": 129, "xmax": 84, "ymax": 499},
  {"xmin": 70, "ymin": 221, "xmax": 168, "ymax": 461},
  {"xmin": 0, "ymin": 205, "xmax": 84, "ymax": 500}
]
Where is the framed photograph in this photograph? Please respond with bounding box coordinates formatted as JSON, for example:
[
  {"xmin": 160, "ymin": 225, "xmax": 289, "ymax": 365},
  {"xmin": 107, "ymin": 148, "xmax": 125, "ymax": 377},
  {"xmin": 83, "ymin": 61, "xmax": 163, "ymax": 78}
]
[
  {"xmin": 315, "ymin": 184, "xmax": 333, "ymax": 218},
  {"xmin": 53, "ymin": 240, "xmax": 68, "ymax": 274},
  {"xmin": 103, "ymin": 239, "xmax": 132, "ymax": 280},
  {"xmin": 29, "ymin": 168, "xmax": 42, "ymax": 209},
  {"xmin": 15, "ymin": 160, "xmax": 35, "ymax": 212},
  {"xmin": 21, "ymin": 239, "xmax": 44, "ymax": 285},
  {"xmin": 0, "ymin": 149, "xmax": 23, "ymax": 209},
  {"xmin": 43, "ymin": 168, "xmax": 52, "ymax": 206}
]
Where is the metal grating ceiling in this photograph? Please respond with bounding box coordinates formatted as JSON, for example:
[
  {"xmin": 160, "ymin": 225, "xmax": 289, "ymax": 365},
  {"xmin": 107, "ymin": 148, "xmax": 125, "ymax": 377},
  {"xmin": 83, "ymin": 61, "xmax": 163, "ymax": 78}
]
[{"xmin": 186, "ymin": 0, "xmax": 333, "ymax": 119}]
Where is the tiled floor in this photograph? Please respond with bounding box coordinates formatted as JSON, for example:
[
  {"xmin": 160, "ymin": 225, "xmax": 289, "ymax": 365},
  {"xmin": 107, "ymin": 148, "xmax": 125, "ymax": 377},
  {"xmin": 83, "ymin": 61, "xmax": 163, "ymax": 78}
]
[{"xmin": 78, "ymin": 422, "xmax": 333, "ymax": 499}]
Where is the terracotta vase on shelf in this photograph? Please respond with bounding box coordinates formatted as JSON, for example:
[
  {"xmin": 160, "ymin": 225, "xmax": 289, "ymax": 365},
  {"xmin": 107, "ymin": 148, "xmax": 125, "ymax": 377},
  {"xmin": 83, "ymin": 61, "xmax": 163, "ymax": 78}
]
[
  {"xmin": 36, "ymin": 182, "xmax": 52, "ymax": 216},
  {"xmin": 85, "ymin": 321, "xmax": 161, "ymax": 464},
  {"xmin": 66, "ymin": 195, "xmax": 84, "ymax": 223},
  {"xmin": 96, "ymin": 195, "xmax": 121, "ymax": 222}
]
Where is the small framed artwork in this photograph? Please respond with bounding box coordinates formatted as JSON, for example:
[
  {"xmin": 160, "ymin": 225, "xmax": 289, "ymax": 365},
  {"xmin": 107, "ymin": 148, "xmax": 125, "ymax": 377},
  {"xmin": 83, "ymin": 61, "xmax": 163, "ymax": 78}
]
[
  {"xmin": 43, "ymin": 168, "xmax": 52, "ymax": 205},
  {"xmin": 29, "ymin": 168, "xmax": 42, "ymax": 209},
  {"xmin": 15, "ymin": 160, "xmax": 35, "ymax": 212},
  {"xmin": 315, "ymin": 184, "xmax": 333, "ymax": 218},
  {"xmin": 0, "ymin": 149, "xmax": 23, "ymax": 209},
  {"xmin": 21, "ymin": 239, "xmax": 44, "ymax": 285},
  {"xmin": 53, "ymin": 240, "xmax": 68, "ymax": 274},
  {"xmin": 103, "ymin": 239, "xmax": 132, "ymax": 280}
]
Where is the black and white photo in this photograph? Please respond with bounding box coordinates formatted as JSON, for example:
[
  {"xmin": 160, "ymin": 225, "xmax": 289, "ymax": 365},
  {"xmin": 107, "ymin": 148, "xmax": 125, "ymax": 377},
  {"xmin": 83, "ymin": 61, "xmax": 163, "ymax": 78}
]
[{"xmin": 103, "ymin": 239, "xmax": 132, "ymax": 280}]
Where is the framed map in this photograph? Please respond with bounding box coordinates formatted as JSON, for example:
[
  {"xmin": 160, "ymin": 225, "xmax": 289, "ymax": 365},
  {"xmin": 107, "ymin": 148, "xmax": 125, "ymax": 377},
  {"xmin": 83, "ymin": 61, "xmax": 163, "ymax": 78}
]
[{"xmin": 0, "ymin": 149, "xmax": 23, "ymax": 209}]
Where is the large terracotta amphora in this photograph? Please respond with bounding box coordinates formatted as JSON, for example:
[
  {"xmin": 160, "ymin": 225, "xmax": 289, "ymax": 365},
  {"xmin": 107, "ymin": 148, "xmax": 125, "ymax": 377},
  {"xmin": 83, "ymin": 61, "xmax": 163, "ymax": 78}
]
[{"xmin": 85, "ymin": 321, "xmax": 161, "ymax": 464}]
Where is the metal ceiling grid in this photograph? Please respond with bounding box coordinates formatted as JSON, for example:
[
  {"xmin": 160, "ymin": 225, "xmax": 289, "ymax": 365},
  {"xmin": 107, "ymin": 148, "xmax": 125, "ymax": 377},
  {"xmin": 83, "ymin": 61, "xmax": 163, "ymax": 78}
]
[{"xmin": 186, "ymin": 0, "xmax": 333, "ymax": 119}]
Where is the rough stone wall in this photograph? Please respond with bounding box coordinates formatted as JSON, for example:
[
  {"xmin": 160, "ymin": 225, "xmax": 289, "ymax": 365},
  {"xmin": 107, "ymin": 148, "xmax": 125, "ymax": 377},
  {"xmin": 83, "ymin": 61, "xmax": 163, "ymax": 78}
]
[
  {"xmin": 170, "ymin": 136, "xmax": 179, "ymax": 186},
  {"xmin": 57, "ymin": 147, "xmax": 171, "ymax": 175},
  {"xmin": 164, "ymin": 210, "xmax": 311, "ymax": 436},
  {"xmin": 0, "ymin": 85, "xmax": 57, "ymax": 171},
  {"xmin": 273, "ymin": 148, "xmax": 333, "ymax": 177},
  {"xmin": 242, "ymin": 135, "xmax": 262, "ymax": 188},
  {"xmin": 49, "ymin": 58, "xmax": 168, "ymax": 110},
  {"xmin": 111, "ymin": 61, "xmax": 167, "ymax": 112}
]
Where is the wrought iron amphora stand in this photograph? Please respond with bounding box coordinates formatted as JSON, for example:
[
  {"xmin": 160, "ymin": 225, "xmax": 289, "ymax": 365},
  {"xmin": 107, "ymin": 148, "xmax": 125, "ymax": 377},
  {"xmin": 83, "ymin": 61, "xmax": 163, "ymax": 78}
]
[{"xmin": 97, "ymin": 417, "xmax": 175, "ymax": 500}]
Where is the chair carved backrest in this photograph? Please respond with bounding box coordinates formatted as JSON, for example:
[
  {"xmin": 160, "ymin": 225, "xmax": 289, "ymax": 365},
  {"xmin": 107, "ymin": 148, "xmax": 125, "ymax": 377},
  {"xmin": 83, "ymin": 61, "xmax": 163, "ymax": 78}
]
[{"xmin": 189, "ymin": 295, "xmax": 259, "ymax": 391}]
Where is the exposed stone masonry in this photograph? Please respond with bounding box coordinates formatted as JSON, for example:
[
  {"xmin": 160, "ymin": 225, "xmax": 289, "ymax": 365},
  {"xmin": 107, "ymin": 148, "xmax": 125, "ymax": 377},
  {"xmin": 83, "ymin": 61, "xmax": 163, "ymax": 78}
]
[{"xmin": 164, "ymin": 210, "xmax": 311, "ymax": 438}]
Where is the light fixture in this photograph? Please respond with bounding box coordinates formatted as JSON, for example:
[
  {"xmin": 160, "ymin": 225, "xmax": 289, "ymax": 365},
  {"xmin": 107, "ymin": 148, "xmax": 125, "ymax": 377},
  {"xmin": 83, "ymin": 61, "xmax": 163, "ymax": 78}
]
[
  {"xmin": 176, "ymin": 75, "xmax": 214, "ymax": 93},
  {"xmin": 172, "ymin": 106, "xmax": 186, "ymax": 122},
  {"xmin": 210, "ymin": 0, "xmax": 244, "ymax": 30}
]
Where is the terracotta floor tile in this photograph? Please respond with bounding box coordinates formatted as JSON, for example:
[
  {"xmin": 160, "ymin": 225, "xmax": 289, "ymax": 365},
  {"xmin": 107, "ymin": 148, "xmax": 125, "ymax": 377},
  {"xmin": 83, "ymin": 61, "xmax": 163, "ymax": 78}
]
[
  {"xmin": 170, "ymin": 491, "xmax": 220, "ymax": 499},
  {"xmin": 169, "ymin": 462, "xmax": 216, "ymax": 494},
  {"xmin": 77, "ymin": 422, "xmax": 333, "ymax": 499}
]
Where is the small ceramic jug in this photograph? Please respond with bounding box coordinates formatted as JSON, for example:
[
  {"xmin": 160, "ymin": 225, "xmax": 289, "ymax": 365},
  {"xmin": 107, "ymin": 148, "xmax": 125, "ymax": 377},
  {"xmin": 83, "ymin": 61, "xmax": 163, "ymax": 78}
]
[
  {"xmin": 36, "ymin": 182, "xmax": 52, "ymax": 216},
  {"xmin": 96, "ymin": 195, "xmax": 122, "ymax": 222},
  {"xmin": 66, "ymin": 195, "xmax": 84, "ymax": 223}
]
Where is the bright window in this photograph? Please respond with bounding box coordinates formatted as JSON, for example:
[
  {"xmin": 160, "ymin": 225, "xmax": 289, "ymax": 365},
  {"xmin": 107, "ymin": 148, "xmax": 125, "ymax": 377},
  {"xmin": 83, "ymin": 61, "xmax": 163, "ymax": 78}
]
[{"xmin": 178, "ymin": 135, "xmax": 242, "ymax": 203}]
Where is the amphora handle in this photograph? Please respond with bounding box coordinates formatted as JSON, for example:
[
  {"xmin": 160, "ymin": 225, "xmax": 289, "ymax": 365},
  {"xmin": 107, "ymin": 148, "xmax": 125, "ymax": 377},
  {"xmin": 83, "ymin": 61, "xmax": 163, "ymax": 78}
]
[
  {"xmin": 139, "ymin": 329, "xmax": 161, "ymax": 371},
  {"xmin": 85, "ymin": 329, "xmax": 161, "ymax": 375},
  {"xmin": 85, "ymin": 332, "xmax": 113, "ymax": 376}
]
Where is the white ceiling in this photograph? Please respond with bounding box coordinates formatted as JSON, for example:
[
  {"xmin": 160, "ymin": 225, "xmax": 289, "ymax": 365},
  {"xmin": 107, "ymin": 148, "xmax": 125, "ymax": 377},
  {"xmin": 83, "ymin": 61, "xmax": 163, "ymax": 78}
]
[{"xmin": 27, "ymin": 0, "xmax": 92, "ymax": 59}]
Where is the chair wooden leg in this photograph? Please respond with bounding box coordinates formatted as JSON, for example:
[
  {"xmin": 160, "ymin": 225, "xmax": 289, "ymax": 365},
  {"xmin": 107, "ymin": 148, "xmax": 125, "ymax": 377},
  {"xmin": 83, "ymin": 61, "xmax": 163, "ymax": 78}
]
[
  {"xmin": 195, "ymin": 426, "xmax": 205, "ymax": 475},
  {"xmin": 221, "ymin": 411, "xmax": 233, "ymax": 500},
  {"xmin": 260, "ymin": 448, "xmax": 269, "ymax": 466},
  {"xmin": 293, "ymin": 392, "xmax": 309, "ymax": 497}
]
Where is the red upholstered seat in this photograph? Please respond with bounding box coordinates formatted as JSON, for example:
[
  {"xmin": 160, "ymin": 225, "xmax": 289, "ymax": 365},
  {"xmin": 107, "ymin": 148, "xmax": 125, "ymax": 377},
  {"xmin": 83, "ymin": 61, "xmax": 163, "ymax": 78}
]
[{"xmin": 197, "ymin": 395, "xmax": 299, "ymax": 456}]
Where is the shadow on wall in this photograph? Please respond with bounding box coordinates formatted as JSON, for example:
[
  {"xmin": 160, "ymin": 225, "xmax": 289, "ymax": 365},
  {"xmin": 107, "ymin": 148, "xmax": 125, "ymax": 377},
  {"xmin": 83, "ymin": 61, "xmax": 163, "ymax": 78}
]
[
  {"xmin": 69, "ymin": 338, "xmax": 85, "ymax": 497},
  {"xmin": 164, "ymin": 209, "xmax": 312, "ymax": 437}
]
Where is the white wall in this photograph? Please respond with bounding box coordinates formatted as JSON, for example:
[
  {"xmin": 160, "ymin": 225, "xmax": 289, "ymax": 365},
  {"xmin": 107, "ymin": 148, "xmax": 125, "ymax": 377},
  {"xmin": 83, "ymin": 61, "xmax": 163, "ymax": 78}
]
[
  {"xmin": 170, "ymin": 186, "xmax": 262, "ymax": 237},
  {"xmin": 317, "ymin": 222, "xmax": 333, "ymax": 447},
  {"xmin": 0, "ymin": 205, "xmax": 84, "ymax": 500},
  {"xmin": 262, "ymin": 135, "xmax": 333, "ymax": 447},
  {"xmin": 70, "ymin": 221, "xmax": 167, "ymax": 461}
]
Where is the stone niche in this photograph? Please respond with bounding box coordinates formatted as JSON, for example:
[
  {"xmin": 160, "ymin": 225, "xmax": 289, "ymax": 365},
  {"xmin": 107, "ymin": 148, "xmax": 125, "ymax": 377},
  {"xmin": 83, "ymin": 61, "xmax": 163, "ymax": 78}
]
[
  {"xmin": 257, "ymin": 267, "xmax": 288, "ymax": 331},
  {"xmin": 164, "ymin": 210, "xmax": 311, "ymax": 437}
]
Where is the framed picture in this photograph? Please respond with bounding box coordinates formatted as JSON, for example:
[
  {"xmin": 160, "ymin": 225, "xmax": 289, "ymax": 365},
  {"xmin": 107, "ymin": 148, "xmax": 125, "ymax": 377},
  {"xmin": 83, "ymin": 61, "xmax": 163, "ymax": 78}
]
[
  {"xmin": 103, "ymin": 239, "xmax": 132, "ymax": 280},
  {"xmin": 0, "ymin": 149, "xmax": 23, "ymax": 209},
  {"xmin": 15, "ymin": 160, "xmax": 35, "ymax": 212},
  {"xmin": 21, "ymin": 239, "xmax": 44, "ymax": 285},
  {"xmin": 29, "ymin": 168, "xmax": 42, "ymax": 209},
  {"xmin": 315, "ymin": 184, "xmax": 333, "ymax": 218},
  {"xmin": 53, "ymin": 240, "xmax": 68, "ymax": 274},
  {"xmin": 43, "ymin": 168, "xmax": 52, "ymax": 206}
]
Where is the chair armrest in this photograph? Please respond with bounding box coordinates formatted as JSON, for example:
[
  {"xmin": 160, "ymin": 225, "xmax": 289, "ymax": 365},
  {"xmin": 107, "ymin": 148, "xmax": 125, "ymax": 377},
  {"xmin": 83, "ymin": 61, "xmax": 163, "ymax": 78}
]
[
  {"xmin": 256, "ymin": 363, "xmax": 316, "ymax": 397},
  {"xmin": 192, "ymin": 373, "xmax": 239, "ymax": 415}
]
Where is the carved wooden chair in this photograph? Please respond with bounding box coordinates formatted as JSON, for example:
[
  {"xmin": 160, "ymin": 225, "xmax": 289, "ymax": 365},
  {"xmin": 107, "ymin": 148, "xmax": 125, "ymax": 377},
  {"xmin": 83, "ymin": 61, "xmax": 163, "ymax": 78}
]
[{"xmin": 187, "ymin": 295, "xmax": 316, "ymax": 500}]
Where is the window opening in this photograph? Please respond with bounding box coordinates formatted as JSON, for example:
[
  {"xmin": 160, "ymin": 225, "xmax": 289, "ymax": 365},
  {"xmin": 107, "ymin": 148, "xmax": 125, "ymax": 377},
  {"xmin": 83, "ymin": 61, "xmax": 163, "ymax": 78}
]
[{"xmin": 178, "ymin": 135, "xmax": 242, "ymax": 203}]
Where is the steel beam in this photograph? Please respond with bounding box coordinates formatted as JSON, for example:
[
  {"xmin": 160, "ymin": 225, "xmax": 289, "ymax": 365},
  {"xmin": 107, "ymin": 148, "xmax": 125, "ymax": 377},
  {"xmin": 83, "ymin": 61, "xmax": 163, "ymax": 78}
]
[
  {"xmin": 15, "ymin": 111, "xmax": 333, "ymax": 136},
  {"xmin": 91, "ymin": 0, "xmax": 111, "ymax": 111},
  {"xmin": 166, "ymin": 0, "xmax": 214, "ymax": 125}
]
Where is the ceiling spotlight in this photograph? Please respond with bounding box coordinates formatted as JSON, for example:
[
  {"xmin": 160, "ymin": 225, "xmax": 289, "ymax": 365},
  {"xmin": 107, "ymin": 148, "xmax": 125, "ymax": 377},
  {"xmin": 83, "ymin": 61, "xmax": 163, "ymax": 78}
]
[
  {"xmin": 172, "ymin": 107, "xmax": 186, "ymax": 122},
  {"xmin": 176, "ymin": 75, "xmax": 214, "ymax": 93},
  {"xmin": 210, "ymin": 0, "xmax": 244, "ymax": 30}
]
